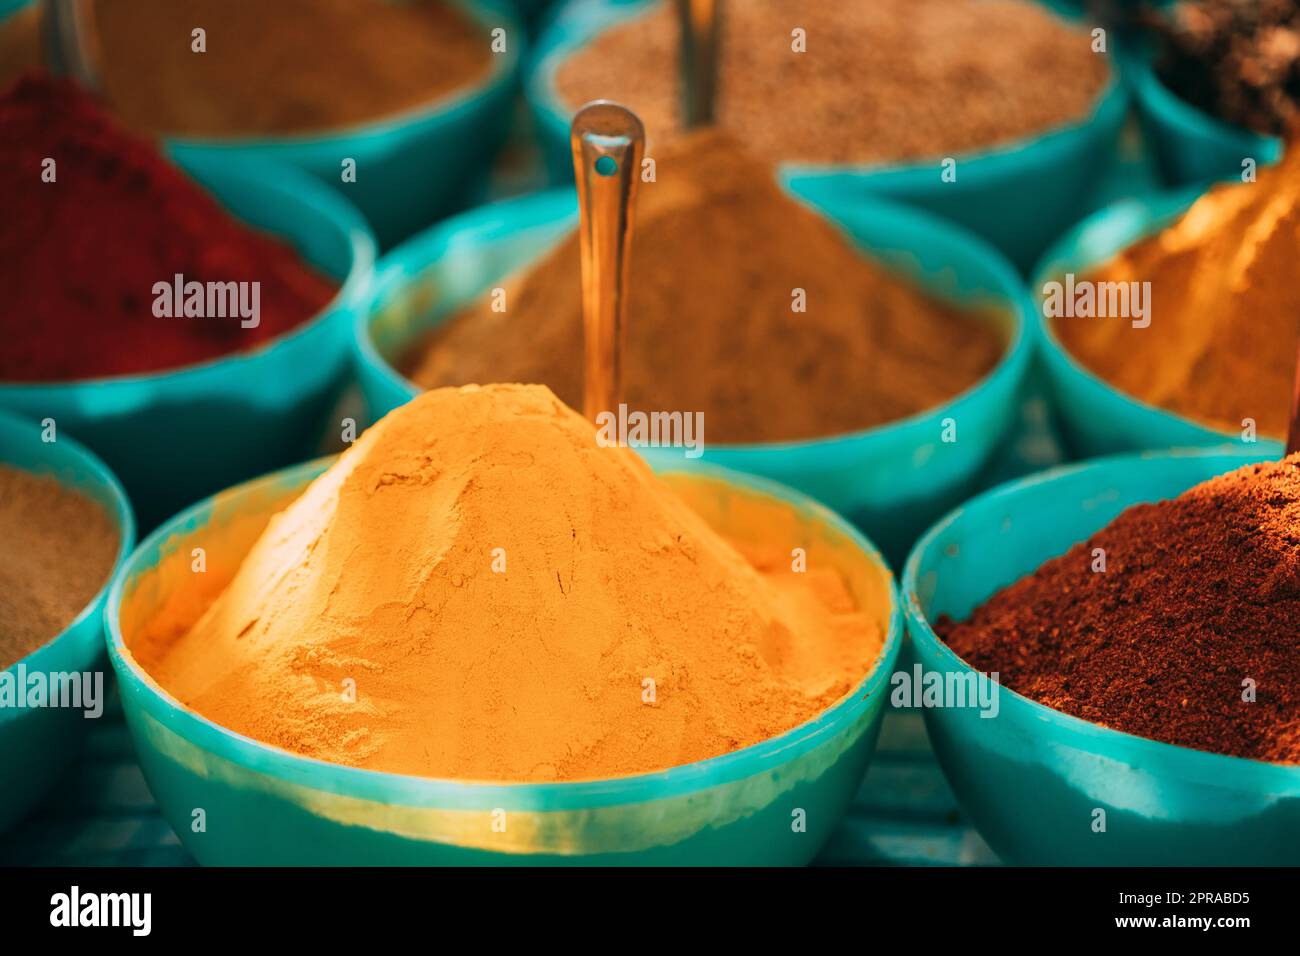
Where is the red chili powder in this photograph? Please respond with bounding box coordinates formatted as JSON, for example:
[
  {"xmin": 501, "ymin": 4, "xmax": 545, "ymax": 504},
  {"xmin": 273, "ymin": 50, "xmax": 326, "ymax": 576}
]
[
  {"xmin": 937, "ymin": 457, "xmax": 1300, "ymax": 764},
  {"xmin": 0, "ymin": 73, "xmax": 337, "ymax": 382}
]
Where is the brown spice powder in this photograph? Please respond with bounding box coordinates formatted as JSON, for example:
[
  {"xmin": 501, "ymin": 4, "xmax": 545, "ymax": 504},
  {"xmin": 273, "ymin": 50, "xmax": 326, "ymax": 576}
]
[
  {"xmin": 937, "ymin": 456, "xmax": 1300, "ymax": 764},
  {"xmin": 555, "ymin": 0, "xmax": 1111, "ymax": 166},
  {"xmin": 4, "ymin": 0, "xmax": 492, "ymax": 137},
  {"xmin": 0, "ymin": 465, "xmax": 120, "ymax": 668},
  {"xmin": 406, "ymin": 130, "xmax": 1007, "ymax": 444}
]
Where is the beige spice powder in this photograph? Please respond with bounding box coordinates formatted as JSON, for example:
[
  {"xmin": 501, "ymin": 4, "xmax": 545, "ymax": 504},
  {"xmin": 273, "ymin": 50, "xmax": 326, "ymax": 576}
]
[
  {"xmin": 0, "ymin": 465, "xmax": 119, "ymax": 668},
  {"xmin": 555, "ymin": 0, "xmax": 1111, "ymax": 166}
]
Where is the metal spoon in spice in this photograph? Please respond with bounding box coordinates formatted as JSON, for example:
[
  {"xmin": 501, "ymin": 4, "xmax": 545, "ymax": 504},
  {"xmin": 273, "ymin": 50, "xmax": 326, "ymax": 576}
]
[
  {"xmin": 42, "ymin": 0, "xmax": 102, "ymax": 91},
  {"xmin": 570, "ymin": 100, "xmax": 646, "ymax": 422},
  {"xmin": 675, "ymin": 0, "xmax": 721, "ymax": 128}
]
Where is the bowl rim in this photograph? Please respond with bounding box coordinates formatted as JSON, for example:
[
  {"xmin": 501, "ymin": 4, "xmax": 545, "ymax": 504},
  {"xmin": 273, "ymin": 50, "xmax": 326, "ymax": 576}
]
[
  {"xmin": 525, "ymin": 0, "xmax": 1127, "ymax": 181},
  {"xmin": 0, "ymin": 155, "xmax": 376, "ymax": 393},
  {"xmin": 901, "ymin": 446, "xmax": 1300, "ymax": 782},
  {"xmin": 352, "ymin": 185, "xmax": 1035, "ymax": 453},
  {"xmin": 0, "ymin": 407, "xmax": 136, "ymax": 673},
  {"xmin": 12, "ymin": 0, "xmax": 523, "ymax": 150},
  {"xmin": 105, "ymin": 452, "xmax": 904, "ymax": 806},
  {"xmin": 1029, "ymin": 184, "xmax": 1285, "ymax": 451}
]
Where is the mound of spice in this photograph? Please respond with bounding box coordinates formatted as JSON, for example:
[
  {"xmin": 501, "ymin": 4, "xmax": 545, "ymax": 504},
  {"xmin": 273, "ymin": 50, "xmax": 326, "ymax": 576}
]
[
  {"xmin": 0, "ymin": 0, "xmax": 491, "ymax": 136},
  {"xmin": 554, "ymin": 0, "xmax": 1110, "ymax": 166},
  {"xmin": 0, "ymin": 466, "xmax": 119, "ymax": 669},
  {"xmin": 405, "ymin": 130, "xmax": 1006, "ymax": 444},
  {"xmin": 0, "ymin": 74, "xmax": 337, "ymax": 382},
  {"xmin": 938, "ymin": 456, "xmax": 1300, "ymax": 764},
  {"xmin": 1144, "ymin": 0, "xmax": 1299, "ymax": 136},
  {"xmin": 136, "ymin": 384, "xmax": 886, "ymax": 782},
  {"xmin": 1054, "ymin": 139, "xmax": 1300, "ymax": 438}
]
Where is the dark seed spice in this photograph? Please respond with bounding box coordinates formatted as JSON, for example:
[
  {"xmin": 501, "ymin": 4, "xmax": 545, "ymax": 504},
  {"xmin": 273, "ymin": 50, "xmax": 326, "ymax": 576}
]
[
  {"xmin": 1145, "ymin": 0, "xmax": 1300, "ymax": 136},
  {"xmin": 937, "ymin": 456, "xmax": 1300, "ymax": 764}
]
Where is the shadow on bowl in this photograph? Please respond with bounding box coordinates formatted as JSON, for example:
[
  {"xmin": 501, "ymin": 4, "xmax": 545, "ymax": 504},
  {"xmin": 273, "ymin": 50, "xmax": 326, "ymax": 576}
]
[
  {"xmin": 902, "ymin": 448, "xmax": 1300, "ymax": 865},
  {"xmin": 0, "ymin": 154, "xmax": 376, "ymax": 529},
  {"xmin": 107, "ymin": 454, "xmax": 902, "ymax": 865},
  {"xmin": 0, "ymin": 409, "xmax": 135, "ymax": 834},
  {"xmin": 1031, "ymin": 187, "xmax": 1284, "ymax": 460},
  {"xmin": 352, "ymin": 187, "xmax": 1035, "ymax": 567},
  {"xmin": 524, "ymin": 0, "xmax": 1128, "ymax": 272}
]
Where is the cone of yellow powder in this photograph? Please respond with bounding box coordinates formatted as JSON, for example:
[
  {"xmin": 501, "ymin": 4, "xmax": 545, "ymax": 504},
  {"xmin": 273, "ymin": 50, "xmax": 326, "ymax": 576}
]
[{"xmin": 142, "ymin": 384, "xmax": 885, "ymax": 783}]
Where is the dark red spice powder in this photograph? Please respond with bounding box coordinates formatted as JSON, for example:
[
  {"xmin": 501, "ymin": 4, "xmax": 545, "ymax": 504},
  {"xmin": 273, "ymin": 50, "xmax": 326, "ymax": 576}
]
[
  {"xmin": 0, "ymin": 73, "xmax": 337, "ymax": 382},
  {"xmin": 937, "ymin": 456, "xmax": 1300, "ymax": 764}
]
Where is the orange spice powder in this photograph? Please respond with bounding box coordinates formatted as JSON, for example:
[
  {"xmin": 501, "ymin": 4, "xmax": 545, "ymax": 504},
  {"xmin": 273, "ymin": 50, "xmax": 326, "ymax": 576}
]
[{"xmin": 134, "ymin": 385, "xmax": 887, "ymax": 782}]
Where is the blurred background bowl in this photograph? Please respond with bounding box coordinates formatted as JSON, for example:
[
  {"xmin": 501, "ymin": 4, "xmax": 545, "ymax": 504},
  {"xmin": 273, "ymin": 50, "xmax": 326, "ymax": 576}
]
[
  {"xmin": 903, "ymin": 448, "xmax": 1300, "ymax": 865},
  {"xmin": 107, "ymin": 454, "xmax": 902, "ymax": 865},
  {"xmin": 0, "ymin": 408, "xmax": 135, "ymax": 834},
  {"xmin": 0, "ymin": 154, "xmax": 376, "ymax": 529},
  {"xmin": 1031, "ymin": 187, "xmax": 1283, "ymax": 459},
  {"xmin": 1129, "ymin": 42, "xmax": 1282, "ymax": 188},
  {"xmin": 0, "ymin": 0, "xmax": 522, "ymax": 250},
  {"xmin": 525, "ymin": 0, "xmax": 1128, "ymax": 272},
  {"xmin": 353, "ymin": 187, "xmax": 1035, "ymax": 566},
  {"xmin": 168, "ymin": 0, "xmax": 523, "ymax": 249}
]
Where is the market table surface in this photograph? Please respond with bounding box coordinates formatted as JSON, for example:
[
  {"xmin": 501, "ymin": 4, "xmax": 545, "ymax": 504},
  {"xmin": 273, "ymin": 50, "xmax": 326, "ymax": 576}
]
[{"xmin": 0, "ymin": 699, "xmax": 997, "ymax": 867}]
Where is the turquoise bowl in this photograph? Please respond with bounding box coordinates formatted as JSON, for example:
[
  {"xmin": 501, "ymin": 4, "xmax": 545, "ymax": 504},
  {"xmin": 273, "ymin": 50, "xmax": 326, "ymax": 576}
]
[
  {"xmin": 353, "ymin": 188, "xmax": 1034, "ymax": 566},
  {"xmin": 0, "ymin": 154, "xmax": 376, "ymax": 529},
  {"xmin": 903, "ymin": 448, "xmax": 1300, "ymax": 865},
  {"xmin": 0, "ymin": 409, "xmax": 135, "ymax": 834},
  {"xmin": 166, "ymin": 0, "xmax": 522, "ymax": 248},
  {"xmin": 1032, "ymin": 187, "xmax": 1285, "ymax": 459},
  {"xmin": 1130, "ymin": 44, "xmax": 1282, "ymax": 187},
  {"xmin": 524, "ymin": 0, "xmax": 1128, "ymax": 271},
  {"xmin": 106, "ymin": 454, "xmax": 902, "ymax": 865}
]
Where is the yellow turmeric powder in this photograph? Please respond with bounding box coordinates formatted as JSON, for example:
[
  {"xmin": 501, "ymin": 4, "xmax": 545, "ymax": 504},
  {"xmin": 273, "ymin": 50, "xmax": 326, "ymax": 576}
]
[
  {"xmin": 1054, "ymin": 146, "xmax": 1300, "ymax": 439},
  {"xmin": 134, "ymin": 385, "xmax": 887, "ymax": 782}
]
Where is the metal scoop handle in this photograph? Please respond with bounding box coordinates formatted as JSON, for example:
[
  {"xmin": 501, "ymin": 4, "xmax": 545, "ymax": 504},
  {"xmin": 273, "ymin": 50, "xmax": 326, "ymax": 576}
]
[
  {"xmin": 570, "ymin": 101, "xmax": 646, "ymax": 422},
  {"xmin": 42, "ymin": 0, "xmax": 102, "ymax": 91}
]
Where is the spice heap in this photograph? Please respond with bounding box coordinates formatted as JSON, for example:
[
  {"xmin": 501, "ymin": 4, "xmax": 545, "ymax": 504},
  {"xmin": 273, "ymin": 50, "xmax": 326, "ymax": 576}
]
[
  {"xmin": 1145, "ymin": 0, "xmax": 1299, "ymax": 136},
  {"xmin": 0, "ymin": 467, "xmax": 119, "ymax": 669},
  {"xmin": 406, "ymin": 130, "xmax": 1006, "ymax": 444},
  {"xmin": 938, "ymin": 457, "xmax": 1300, "ymax": 764},
  {"xmin": 0, "ymin": 74, "xmax": 337, "ymax": 382},
  {"xmin": 0, "ymin": 0, "xmax": 491, "ymax": 136},
  {"xmin": 1054, "ymin": 140, "xmax": 1300, "ymax": 437},
  {"xmin": 555, "ymin": 0, "xmax": 1110, "ymax": 165},
  {"xmin": 137, "ymin": 384, "xmax": 886, "ymax": 782}
]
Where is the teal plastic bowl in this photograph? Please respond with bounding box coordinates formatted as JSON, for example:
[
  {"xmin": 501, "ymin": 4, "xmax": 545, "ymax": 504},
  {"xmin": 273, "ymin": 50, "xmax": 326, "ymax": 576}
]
[
  {"xmin": 106, "ymin": 454, "xmax": 902, "ymax": 865},
  {"xmin": 0, "ymin": 154, "xmax": 376, "ymax": 529},
  {"xmin": 0, "ymin": 409, "xmax": 135, "ymax": 834},
  {"xmin": 165, "ymin": 0, "xmax": 521, "ymax": 248},
  {"xmin": 353, "ymin": 188, "xmax": 1034, "ymax": 565},
  {"xmin": 1130, "ymin": 44, "xmax": 1282, "ymax": 187},
  {"xmin": 524, "ymin": 0, "xmax": 1128, "ymax": 271},
  {"xmin": 903, "ymin": 448, "xmax": 1300, "ymax": 865},
  {"xmin": 1032, "ymin": 187, "xmax": 1284, "ymax": 459}
]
